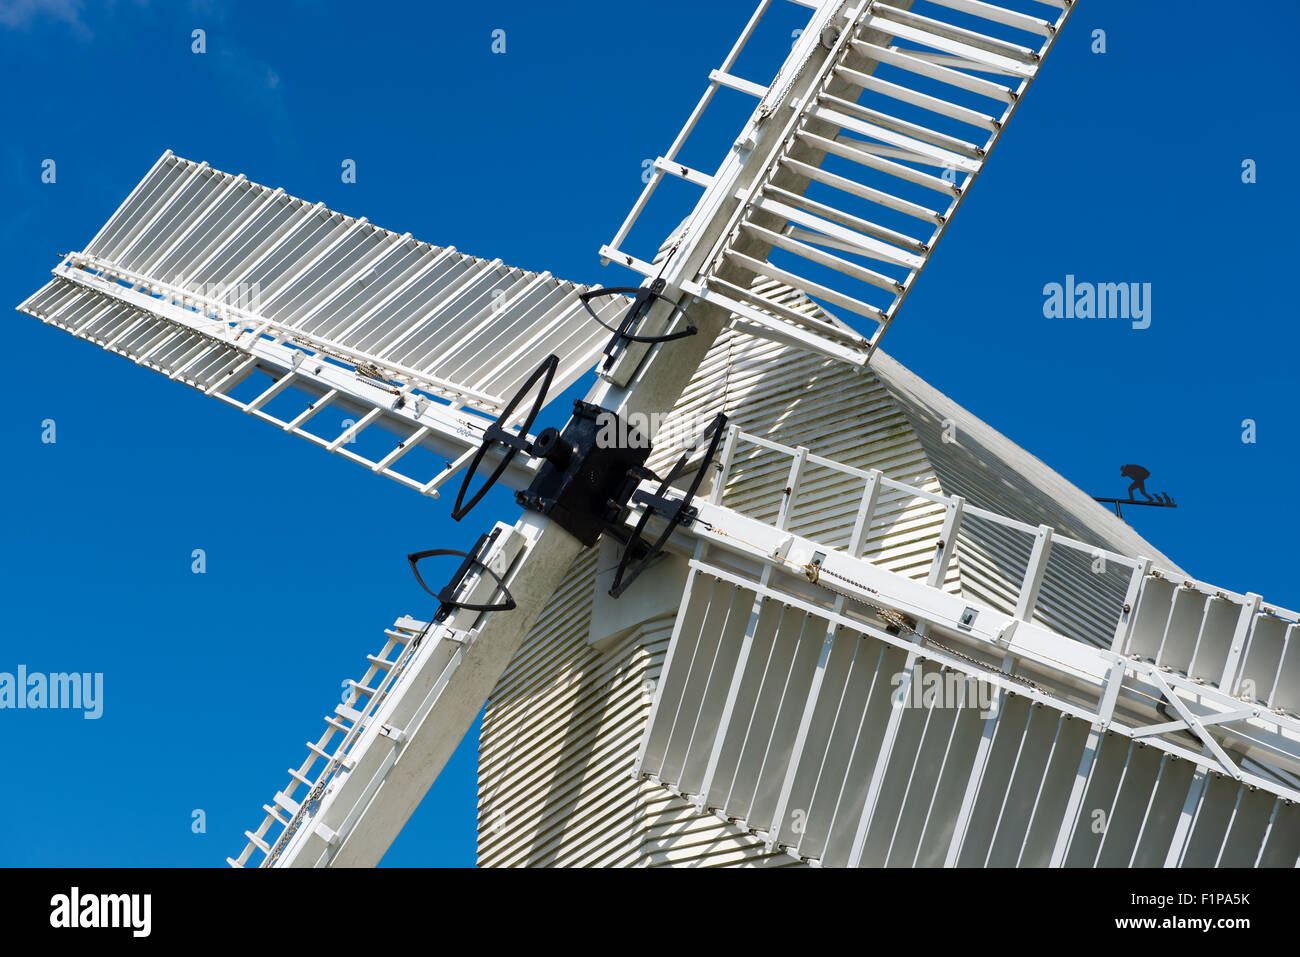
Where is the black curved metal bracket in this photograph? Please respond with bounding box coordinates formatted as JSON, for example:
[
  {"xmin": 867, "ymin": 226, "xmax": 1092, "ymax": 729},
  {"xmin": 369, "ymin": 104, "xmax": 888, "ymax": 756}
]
[
  {"xmin": 608, "ymin": 412, "xmax": 729, "ymax": 599},
  {"xmin": 450, "ymin": 354, "xmax": 558, "ymax": 521},
  {"xmin": 408, "ymin": 530, "xmax": 516, "ymax": 623},
  {"xmin": 580, "ymin": 278, "xmax": 697, "ymax": 369}
]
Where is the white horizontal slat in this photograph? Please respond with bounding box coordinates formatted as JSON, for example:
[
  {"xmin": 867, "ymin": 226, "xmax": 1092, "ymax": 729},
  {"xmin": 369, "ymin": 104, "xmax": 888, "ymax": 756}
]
[
  {"xmin": 851, "ymin": 40, "xmax": 1017, "ymax": 103},
  {"xmin": 924, "ymin": 0, "xmax": 1055, "ymax": 37},
  {"xmin": 754, "ymin": 195, "xmax": 926, "ymax": 269},
  {"xmin": 796, "ymin": 130, "xmax": 960, "ymax": 196},
  {"xmin": 809, "ymin": 105, "xmax": 983, "ymax": 175},
  {"xmin": 781, "ymin": 154, "xmax": 949, "ymax": 223},
  {"xmin": 684, "ymin": 280, "xmax": 874, "ymax": 364},
  {"xmin": 867, "ymin": 15, "xmax": 1037, "ymax": 78},
  {"xmin": 873, "ymin": 4, "xmax": 1040, "ymax": 63},
  {"xmin": 715, "ymin": 254, "xmax": 887, "ymax": 327},
  {"xmin": 654, "ymin": 156, "xmax": 715, "ymax": 188},
  {"xmin": 713, "ymin": 273, "xmax": 870, "ymax": 345},
  {"xmin": 836, "ymin": 65, "xmax": 1001, "ymax": 131},
  {"xmin": 819, "ymin": 91, "xmax": 985, "ymax": 158},
  {"xmin": 744, "ymin": 222, "xmax": 905, "ymax": 294},
  {"xmin": 709, "ymin": 68, "xmax": 768, "ymax": 99},
  {"xmin": 764, "ymin": 183, "xmax": 930, "ymax": 259}
]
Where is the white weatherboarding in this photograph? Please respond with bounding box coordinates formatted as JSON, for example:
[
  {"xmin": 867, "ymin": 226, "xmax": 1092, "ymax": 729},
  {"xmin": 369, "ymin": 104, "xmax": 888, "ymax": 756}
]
[{"xmin": 19, "ymin": 1, "xmax": 1300, "ymax": 869}]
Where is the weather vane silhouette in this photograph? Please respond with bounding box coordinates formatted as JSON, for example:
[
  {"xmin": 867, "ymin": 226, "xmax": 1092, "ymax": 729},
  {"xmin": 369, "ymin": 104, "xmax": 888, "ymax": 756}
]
[{"xmin": 1093, "ymin": 464, "xmax": 1176, "ymax": 518}]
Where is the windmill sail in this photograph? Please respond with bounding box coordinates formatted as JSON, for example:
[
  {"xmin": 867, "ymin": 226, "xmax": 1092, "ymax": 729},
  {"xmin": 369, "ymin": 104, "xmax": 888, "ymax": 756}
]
[
  {"xmin": 229, "ymin": 522, "xmax": 532, "ymax": 868},
  {"xmin": 230, "ymin": 513, "xmax": 590, "ymax": 868},
  {"xmin": 19, "ymin": 151, "xmax": 629, "ymax": 497},
  {"xmin": 604, "ymin": 0, "xmax": 1075, "ymax": 364},
  {"xmin": 633, "ymin": 423, "xmax": 1300, "ymax": 867}
]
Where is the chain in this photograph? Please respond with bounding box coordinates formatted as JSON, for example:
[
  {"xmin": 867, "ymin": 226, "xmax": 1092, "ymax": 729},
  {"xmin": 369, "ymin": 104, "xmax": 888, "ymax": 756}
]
[
  {"xmin": 354, "ymin": 361, "xmax": 403, "ymax": 394},
  {"xmin": 807, "ymin": 564, "xmax": 1043, "ymax": 692},
  {"xmin": 285, "ymin": 336, "xmax": 406, "ymax": 395},
  {"xmin": 715, "ymin": 0, "xmax": 856, "ymax": 289},
  {"xmin": 760, "ymin": 0, "xmax": 852, "ymax": 121}
]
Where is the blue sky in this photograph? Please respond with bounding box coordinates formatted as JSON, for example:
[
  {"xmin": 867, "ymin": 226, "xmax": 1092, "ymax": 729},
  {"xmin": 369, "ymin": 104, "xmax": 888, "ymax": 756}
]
[{"xmin": 1, "ymin": 0, "xmax": 1296, "ymax": 867}]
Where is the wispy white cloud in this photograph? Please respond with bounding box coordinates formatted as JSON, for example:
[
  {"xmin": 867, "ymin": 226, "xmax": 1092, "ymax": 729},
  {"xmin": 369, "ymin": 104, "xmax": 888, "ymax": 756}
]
[
  {"xmin": 0, "ymin": 0, "xmax": 88, "ymax": 34},
  {"xmin": 214, "ymin": 47, "xmax": 288, "ymax": 119},
  {"xmin": 1, "ymin": 0, "xmax": 149, "ymax": 38},
  {"xmin": 184, "ymin": 0, "xmax": 286, "ymax": 106}
]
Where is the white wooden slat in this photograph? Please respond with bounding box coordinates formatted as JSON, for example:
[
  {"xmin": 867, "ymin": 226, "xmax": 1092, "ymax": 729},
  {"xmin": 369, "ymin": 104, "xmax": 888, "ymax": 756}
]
[
  {"xmin": 872, "ymin": 4, "xmax": 1041, "ymax": 64},
  {"xmin": 850, "ymin": 39, "xmax": 1017, "ymax": 102},
  {"xmin": 819, "ymin": 91, "xmax": 986, "ymax": 159},
  {"xmin": 38, "ymin": 152, "xmax": 620, "ymax": 417},
  {"xmin": 981, "ymin": 705, "xmax": 1039, "ymax": 865},
  {"xmin": 1274, "ymin": 624, "xmax": 1300, "ymax": 713},
  {"xmin": 104, "ymin": 158, "xmax": 207, "ymax": 264},
  {"xmin": 754, "ymin": 195, "xmax": 926, "ymax": 270},
  {"xmin": 835, "ymin": 65, "xmax": 1001, "ymax": 131},
  {"xmin": 693, "ymin": 274, "xmax": 882, "ymax": 340},
  {"xmin": 809, "ymin": 105, "xmax": 983, "ymax": 176},
  {"xmin": 872, "ymin": 18, "xmax": 1036, "ymax": 79},
  {"xmin": 924, "ymin": 0, "xmax": 1056, "ymax": 37},
  {"xmin": 796, "ymin": 131, "xmax": 960, "ymax": 197},
  {"xmin": 782, "ymin": 154, "xmax": 950, "ymax": 222},
  {"xmin": 709, "ymin": 68, "xmax": 768, "ymax": 99},
  {"xmin": 743, "ymin": 222, "xmax": 906, "ymax": 294},
  {"xmin": 85, "ymin": 150, "xmax": 176, "ymax": 254}
]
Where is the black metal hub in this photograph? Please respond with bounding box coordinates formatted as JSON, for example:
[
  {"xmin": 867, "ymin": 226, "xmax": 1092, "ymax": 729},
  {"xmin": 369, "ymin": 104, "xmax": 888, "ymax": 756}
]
[{"xmin": 516, "ymin": 400, "xmax": 652, "ymax": 546}]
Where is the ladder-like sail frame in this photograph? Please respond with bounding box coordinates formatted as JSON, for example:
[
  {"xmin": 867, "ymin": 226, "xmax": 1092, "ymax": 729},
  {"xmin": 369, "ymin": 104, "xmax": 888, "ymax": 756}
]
[{"xmin": 603, "ymin": 0, "xmax": 1076, "ymax": 366}]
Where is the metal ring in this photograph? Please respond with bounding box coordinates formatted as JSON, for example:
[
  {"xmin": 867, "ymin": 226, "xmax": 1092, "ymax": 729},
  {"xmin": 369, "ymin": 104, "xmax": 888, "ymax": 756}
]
[
  {"xmin": 450, "ymin": 354, "xmax": 558, "ymax": 521},
  {"xmin": 609, "ymin": 412, "xmax": 728, "ymax": 598},
  {"xmin": 408, "ymin": 547, "xmax": 516, "ymax": 617},
  {"xmin": 579, "ymin": 285, "xmax": 697, "ymax": 345}
]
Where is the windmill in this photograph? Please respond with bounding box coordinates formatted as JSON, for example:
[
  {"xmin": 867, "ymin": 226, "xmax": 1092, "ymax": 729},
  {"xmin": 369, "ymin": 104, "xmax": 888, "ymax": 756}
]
[{"xmin": 17, "ymin": 0, "xmax": 1300, "ymax": 869}]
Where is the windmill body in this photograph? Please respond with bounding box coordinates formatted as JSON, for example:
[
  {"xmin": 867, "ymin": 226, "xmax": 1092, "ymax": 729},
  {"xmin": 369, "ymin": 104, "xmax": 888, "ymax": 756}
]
[
  {"xmin": 16, "ymin": 0, "xmax": 1300, "ymax": 868},
  {"xmin": 480, "ymin": 328, "xmax": 1299, "ymax": 867}
]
